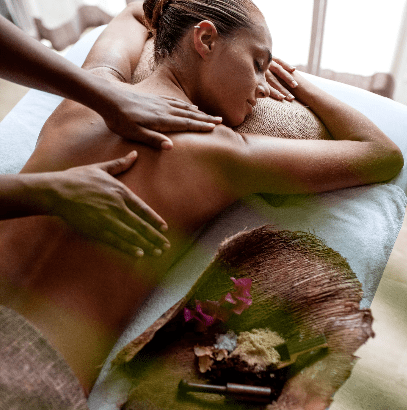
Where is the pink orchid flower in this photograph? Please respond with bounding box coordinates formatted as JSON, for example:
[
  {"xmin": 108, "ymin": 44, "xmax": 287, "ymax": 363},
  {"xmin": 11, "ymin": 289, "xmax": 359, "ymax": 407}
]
[{"xmin": 184, "ymin": 277, "xmax": 252, "ymax": 328}]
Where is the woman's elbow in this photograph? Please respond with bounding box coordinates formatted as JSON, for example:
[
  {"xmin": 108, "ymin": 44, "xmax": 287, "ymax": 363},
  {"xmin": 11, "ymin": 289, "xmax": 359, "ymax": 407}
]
[
  {"xmin": 391, "ymin": 146, "xmax": 404, "ymax": 176},
  {"xmin": 359, "ymin": 141, "xmax": 404, "ymax": 185},
  {"xmin": 381, "ymin": 144, "xmax": 404, "ymax": 181}
]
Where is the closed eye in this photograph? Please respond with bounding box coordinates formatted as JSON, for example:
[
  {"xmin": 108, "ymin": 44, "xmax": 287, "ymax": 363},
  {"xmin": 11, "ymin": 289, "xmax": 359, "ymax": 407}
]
[
  {"xmin": 255, "ymin": 60, "xmax": 264, "ymax": 72},
  {"xmin": 254, "ymin": 48, "xmax": 272, "ymax": 73}
]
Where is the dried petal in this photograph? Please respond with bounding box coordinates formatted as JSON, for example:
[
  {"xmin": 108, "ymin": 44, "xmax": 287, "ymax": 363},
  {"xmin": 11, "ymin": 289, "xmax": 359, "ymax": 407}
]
[
  {"xmin": 214, "ymin": 349, "xmax": 229, "ymax": 361},
  {"xmin": 237, "ymin": 296, "xmax": 252, "ymax": 304},
  {"xmin": 223, "ymin": 292, "xmax": 237, "ymax": 305},
  {"xmin": 231, "ymin": 277, "xmax": 252, "ymax": 298},
  {"xmin": 194, "ymin": 345, "xmax": 214, "ymax": 357},
  {"xmin": 183, "ymin": 277, "xmax": 252, "ymax": 328},
  {"xmin": 196, "ymin": 302, "xmax": 215, "ymax": 327},
  {"xmin": 201, "ymin": 300, "xmax": 222, "ymax": 316},
  {"xmin": 198, "ymin": 355, "xmax": 214, "ymax": 373},
  {"xmin": 184, "ymin": 308, "xmax": 194, "ymax": 322}
]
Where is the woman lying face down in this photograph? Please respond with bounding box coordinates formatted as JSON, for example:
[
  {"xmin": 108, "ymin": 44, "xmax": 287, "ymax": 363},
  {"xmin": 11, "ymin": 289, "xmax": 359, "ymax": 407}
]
[{"xmin": 0, "ymin": 0, "xmax": 403, "ymax": 396}]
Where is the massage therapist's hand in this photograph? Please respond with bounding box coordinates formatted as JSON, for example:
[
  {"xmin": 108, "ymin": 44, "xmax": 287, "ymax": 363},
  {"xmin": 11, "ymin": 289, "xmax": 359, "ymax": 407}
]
[
  {"xmin": 42, "ymin": 151, "xmax": 170, "ymax": 257},
  {"xmin": 266, "ymin": 57, "xmax": 298, "ymax": 102},
  {"xmin": 96, "ymin": 83, "xmax": 223, "ymax": 150},
  {"xmin": 0, "ymin": 15, "xmax": 221, "ymax": 151}
]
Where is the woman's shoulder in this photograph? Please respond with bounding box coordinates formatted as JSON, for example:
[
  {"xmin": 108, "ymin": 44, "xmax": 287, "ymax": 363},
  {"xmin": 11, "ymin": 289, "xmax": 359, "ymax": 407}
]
[{"xmin": 170, "ymin": 124, "xmax": 246, "ymax": 152}]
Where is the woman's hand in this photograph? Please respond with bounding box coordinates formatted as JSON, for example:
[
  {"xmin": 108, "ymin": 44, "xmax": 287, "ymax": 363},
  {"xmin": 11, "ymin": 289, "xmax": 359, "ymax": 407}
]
[
  {"xmin": 99, "ymin": 84, "xmax": 223, "ymax": 150},
  {"xmin": 266, "ymin": 57, "xmax": 298, "ymax": 102},
  {"xmin": 44, "ymin": 151, "xmax": 170, "ymax": 257}
]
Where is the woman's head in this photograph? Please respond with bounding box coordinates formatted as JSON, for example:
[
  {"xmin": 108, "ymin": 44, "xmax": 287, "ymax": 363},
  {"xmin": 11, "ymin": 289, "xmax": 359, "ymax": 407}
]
[
  {"xmin": 143, "ymin": 0, "xmax": 260, "ymax": 62},
  {"xmin": 143, "ymin": 0, "xmax": 272, "ymax": 127}
]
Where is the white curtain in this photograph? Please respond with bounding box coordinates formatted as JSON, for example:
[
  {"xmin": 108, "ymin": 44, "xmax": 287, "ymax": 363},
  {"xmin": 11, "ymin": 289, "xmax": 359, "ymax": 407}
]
[
  {"xmin": 5, "ymin": 0, "xmax": 127, "ymax": 50},
  {"xmin": 253, "ymin": 0, "xmax": 314, "ymax": 71},
  {"xmin": 254, "ymin": 0, "xmax": 407, "ymax": 99}
]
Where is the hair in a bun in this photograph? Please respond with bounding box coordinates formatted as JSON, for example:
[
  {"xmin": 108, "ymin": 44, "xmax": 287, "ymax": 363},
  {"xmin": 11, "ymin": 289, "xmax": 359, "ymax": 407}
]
[
  {"xmin": 143, "ymin": 0, "xmax": 259, "ymax": 62},
  {"xmin": 143, "ymin": 0, "xmax": 172, "ymax": 30}
]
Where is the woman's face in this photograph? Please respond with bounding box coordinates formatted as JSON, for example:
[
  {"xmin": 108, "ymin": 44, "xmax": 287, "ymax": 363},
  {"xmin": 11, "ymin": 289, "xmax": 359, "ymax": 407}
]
[{"xmin": 198, "ymin": 13, "xmax": 273, "ymax": 127}]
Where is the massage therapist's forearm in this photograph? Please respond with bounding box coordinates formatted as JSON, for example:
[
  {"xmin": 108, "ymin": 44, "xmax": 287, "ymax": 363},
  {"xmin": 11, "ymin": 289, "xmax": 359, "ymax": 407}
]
[
  {"xmin": 0, "ymin": 15, "xmax": 139, "ymax": 128},
  {"xmin": 0, "ymin": 15, "xmax": 136, "ymax": 140},
  {"xmin": 0, "ymin": 15, "xmax": 105, "ymax": 108},
  {"xmin": 0, "ymin": 173, "xmax": 51, "ymax": 219},
  {"xmin": 0, "ymin": 14, "xmax": 221, "ymax": 147},
  {"xmin": 0, "ymin": 13, "xmax": 152, "ymax": 119}
]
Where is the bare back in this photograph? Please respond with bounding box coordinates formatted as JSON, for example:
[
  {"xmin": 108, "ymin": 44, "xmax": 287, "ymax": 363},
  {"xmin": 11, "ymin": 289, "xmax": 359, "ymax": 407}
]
[{"xmin": 0, "ymin": 75, "xmax": 241, "ymax": 392}]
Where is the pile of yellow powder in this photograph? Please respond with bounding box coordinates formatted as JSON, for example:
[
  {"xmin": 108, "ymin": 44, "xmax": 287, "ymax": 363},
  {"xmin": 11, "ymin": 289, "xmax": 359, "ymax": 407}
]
[{"xmin": 232, "ymin": 328, "xmax": 285, "ymax": 368}]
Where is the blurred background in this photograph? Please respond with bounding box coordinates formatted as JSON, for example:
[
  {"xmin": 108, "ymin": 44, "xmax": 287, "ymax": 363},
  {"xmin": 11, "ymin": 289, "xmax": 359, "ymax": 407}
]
[
  {"xmin": 257, "ymin": 0, "xmax": 407, "ymax": 102},
  {"xmin": 1, "ymin": 0, "xmax": 407, "ymax": 103}
]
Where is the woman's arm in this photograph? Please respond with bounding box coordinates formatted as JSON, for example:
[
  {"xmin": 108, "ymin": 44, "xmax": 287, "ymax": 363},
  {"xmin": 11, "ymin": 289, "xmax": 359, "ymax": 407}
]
[
  {"xmin": 204, "ymin": 72, "xmax": 403, "ymax": 196},
  {"xmin": 81, "ymin": 2, "xmax": 149, "ymax": 85}
]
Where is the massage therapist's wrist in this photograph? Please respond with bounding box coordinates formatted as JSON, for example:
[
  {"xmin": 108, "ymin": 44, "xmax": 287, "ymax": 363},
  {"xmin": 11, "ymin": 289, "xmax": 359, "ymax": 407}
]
[
  {"xmin": 80, "ymin": 73, "xmax": 125, "ymax": 124},
  {"xmin": 0, "ymin": 173, "xmax": 56, "ymax": 220},
  {"xmin": 20, "ymin": 172, "xmax": 59, "ymax": 217}
]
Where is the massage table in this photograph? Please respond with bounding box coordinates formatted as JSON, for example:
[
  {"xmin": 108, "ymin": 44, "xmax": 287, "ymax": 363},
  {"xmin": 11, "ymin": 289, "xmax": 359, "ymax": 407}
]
[{"xmin": 1, "ymin": 24, "xmax": 407, "ymax": 410}]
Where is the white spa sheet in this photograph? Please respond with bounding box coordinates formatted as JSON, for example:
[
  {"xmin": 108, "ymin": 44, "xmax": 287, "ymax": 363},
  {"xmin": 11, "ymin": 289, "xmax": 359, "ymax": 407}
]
[{"xmin": 1, "ymin": 25, "xmax": 407, "ymax": 409}]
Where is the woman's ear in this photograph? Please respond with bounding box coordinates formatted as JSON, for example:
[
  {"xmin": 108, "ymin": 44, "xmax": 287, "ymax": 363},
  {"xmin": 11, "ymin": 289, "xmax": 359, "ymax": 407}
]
[{"xmin": 193, "ymin": 20, "xmax": 219, "ymax": 60}]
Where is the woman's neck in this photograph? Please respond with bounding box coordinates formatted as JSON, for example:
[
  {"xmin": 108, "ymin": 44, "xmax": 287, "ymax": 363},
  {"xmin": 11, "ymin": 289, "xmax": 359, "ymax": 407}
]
[{"xmin": 135, "ymin": 58, "xmax": 200, "ymax": 107}]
